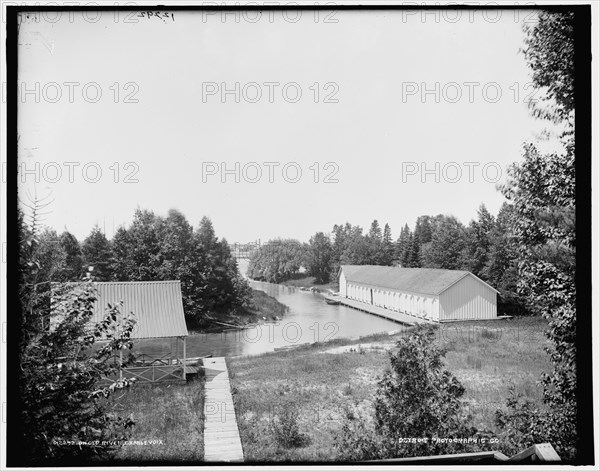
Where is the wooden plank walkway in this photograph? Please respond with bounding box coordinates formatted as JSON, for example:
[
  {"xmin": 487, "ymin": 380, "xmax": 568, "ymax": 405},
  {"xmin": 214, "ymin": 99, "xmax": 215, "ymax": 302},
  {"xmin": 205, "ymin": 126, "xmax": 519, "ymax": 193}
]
[
  {"xmin": 325, "ymin": 296, "xmax": 433, "ymax": 326},
  {"xmin": 203, "ymin": 357, "xmax": 244, "ymax": 462}
]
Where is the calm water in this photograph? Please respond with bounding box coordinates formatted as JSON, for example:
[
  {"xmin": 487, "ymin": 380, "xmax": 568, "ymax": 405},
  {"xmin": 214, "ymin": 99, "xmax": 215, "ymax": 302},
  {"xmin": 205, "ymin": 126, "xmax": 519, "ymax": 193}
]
[{"xmin": 142, "ymin": 279, "xmax": 402, "ymax": 358}]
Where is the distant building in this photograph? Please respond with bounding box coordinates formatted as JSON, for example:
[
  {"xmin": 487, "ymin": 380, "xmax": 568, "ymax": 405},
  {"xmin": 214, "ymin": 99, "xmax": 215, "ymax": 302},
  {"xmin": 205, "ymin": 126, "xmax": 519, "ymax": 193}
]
[{"xmin": 338, "ymin": 265, "xmax": 498, "ymax": 322}]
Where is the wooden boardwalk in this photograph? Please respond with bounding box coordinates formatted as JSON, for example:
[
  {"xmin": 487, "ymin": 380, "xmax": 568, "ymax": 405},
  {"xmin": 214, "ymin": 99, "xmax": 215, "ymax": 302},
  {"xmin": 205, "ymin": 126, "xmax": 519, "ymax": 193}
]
[
  {"xmin": 203, "ymin": 357, "xmax": 244, "ymax": 462},
  {"xmin": 325, "ymin": 296, "xmax": 433, "ymax": 326}
]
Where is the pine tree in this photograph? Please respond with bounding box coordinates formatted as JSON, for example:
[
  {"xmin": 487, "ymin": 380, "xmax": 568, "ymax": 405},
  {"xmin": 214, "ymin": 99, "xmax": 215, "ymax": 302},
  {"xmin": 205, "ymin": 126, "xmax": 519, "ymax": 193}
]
[
  {"xmin": 58, "ymin": 231, "xmax": 83, "ymax": 280},
  {"xmin": 420, "ymin": 216, "xmax": 466, "ymax": 270},
  {"xmin": 408, "ymin": 232, "xmax": 421, "ymax": 268},
  {"xmin": 81, "ymin": 226, "xmax": 113, "ymax": 281},
  {"xmin": 367, "ymin": 220, "xmax": 383, "ymax": 264},
  {"xmin": 395, "ymin": 224, "xmax": 411, "ymax": 266},
  {"xmin": 414, "ymin": 216, "xmax": 433, "ymax": 244},
  {"xmin": 464, "ymin": 204, "xmax": 495, "ymax": 278},
  {"xmin": 401, "ymin": 232, "xmax": 413, "ymax": 268},
  {"xmin": 381, "ymin": 224, "xmax": 394, "ymax": 266}
]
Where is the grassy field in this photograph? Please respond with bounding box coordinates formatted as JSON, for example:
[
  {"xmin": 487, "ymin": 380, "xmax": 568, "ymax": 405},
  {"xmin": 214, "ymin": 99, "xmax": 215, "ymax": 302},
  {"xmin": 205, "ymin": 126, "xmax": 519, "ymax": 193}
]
[
  {"xmin": 228, "ymin": 316, "xmax": 550, "ymax": 462},
  {"xmin": 103, "ymin": 376, "xmax": 205, "ymax": 463}
]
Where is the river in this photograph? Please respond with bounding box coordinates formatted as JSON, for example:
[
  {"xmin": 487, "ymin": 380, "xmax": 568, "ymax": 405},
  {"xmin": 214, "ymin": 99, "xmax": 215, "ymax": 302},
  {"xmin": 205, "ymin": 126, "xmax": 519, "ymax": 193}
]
[{"xmin": 158, "ymin": 278, "xmax": 402, "ymax": 358}]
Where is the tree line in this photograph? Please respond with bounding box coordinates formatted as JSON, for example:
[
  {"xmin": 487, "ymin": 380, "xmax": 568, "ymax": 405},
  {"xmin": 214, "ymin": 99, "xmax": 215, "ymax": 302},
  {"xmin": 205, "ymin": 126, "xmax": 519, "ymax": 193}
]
[
  {"xmin": 248, "ymin": 203, "xmax": 524, "ymax": 316},
  {"xmin": 337, "ymin": 10, "xmax": 578, "ymax": 461},
  {"xmin": 14, "ymin": 9, "xmax": 580, "ymax": 463},
  {"xmin": 252, "ymin": 10, "xmax": 579, "ymax": 460},
  {"xmin": 29, "ymin": 208, "xmax": 251, "ymax": 327}
]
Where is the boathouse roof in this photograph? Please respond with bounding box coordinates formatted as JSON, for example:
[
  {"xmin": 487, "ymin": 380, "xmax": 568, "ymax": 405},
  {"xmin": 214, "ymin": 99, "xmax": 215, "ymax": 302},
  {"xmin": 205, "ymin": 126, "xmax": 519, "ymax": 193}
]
[
  {"xmin": 90, "ymin": 280, "xmax": 189, "ymax": 339},
  {"xmin": 339, "ymin": 265, "xmax": 499, "ymax": 296}
]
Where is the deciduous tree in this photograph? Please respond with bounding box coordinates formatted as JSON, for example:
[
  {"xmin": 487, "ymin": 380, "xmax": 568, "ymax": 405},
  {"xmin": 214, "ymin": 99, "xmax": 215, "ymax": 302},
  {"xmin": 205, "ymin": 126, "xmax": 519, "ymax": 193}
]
[{"xmin": 306, "ymin": 232, "xmax": 333, "ymax": 284}]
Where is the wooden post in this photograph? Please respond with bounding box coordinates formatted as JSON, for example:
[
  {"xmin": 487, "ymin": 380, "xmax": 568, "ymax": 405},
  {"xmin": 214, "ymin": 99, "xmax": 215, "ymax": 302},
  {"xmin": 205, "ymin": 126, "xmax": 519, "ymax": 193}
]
[
  {"xmin": 119, "ymin": 349, "xmax": 123, "ymax": 381},
  {"xmin": 182, "ymin": 336, "xmax": 187, "ymax": 381}
]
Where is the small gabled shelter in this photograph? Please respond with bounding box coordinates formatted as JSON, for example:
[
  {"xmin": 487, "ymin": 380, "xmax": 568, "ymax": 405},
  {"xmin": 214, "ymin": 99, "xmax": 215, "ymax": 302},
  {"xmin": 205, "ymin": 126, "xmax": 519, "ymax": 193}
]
[{"xmin": 91, "ymin": 280, "xmax": 190, "ymax": 383}]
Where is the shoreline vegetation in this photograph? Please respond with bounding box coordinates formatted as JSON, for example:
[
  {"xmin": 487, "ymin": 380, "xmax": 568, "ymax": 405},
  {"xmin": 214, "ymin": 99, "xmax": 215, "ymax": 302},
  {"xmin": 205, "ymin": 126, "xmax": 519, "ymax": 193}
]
[
  {"xmin": 15, "ymin": 10, "xmax": 579, "ymax": 464},
  {"xmin": 195, "ymin": 275, "xmax": 335, "ymax": 335},
  {"xmin": 193, "ymin": 288, "xmax": 289, "ymax": 334},
  {"xmin": 104, "ymin": 315, "xmax": 549, "ymax": 463},
  {"xmin": 228, "ymin": 316, "xmax": 550, "ymax": 461},
  {"xmin": 279, "ymin": 275, "xmax": 338, "ymax": 293}
]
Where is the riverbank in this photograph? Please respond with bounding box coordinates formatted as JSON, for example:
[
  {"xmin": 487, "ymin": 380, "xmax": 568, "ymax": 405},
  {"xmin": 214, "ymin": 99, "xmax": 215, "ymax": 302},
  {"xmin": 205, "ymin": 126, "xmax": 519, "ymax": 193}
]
[
  {"xmin": 279, "ymin": 276, "xmax": 338, "ymax": 293},
  {"xmin": 228, "ymin": 316, "xmax": 549, "ymax": 461},
  {"xmin": 192, "ymin": 289, "xmax": 289, "ymax": 334}
]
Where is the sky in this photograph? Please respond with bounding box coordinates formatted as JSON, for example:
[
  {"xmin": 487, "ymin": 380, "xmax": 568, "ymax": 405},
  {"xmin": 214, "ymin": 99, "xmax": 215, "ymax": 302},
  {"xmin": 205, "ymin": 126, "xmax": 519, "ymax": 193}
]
[{"xmin": 16, "ymin": 7, "xmax": 565, "ymax": 244}]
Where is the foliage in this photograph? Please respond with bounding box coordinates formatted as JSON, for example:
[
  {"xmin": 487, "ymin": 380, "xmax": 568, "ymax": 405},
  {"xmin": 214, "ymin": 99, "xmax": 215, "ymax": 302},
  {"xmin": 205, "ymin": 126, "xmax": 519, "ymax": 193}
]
[
  {"xmin": 18, "ymin": 212, "xmax": 137, "ymax": 464},
  {"xmin": 59, "ymin": 231, "xmax": 84, "ymax": 280},
  {"xmin": 394, "ymin": 224, "xmax": 411, "ymax": 265},
  {"xmin": 247, "ymin": 239, "xmax": 305, "ymax": 283},
  {"xmin": 305, "ymin": 232, "xmax": 333, "ymax": 284},
  {"xmin": 522, "ymin": 11, "xmax": 574, "ymax": 123},
  {"xmin": 494, "ymin": 387, "xmax": 549, "ymax": 457},
  {"xmin": 330, "ymin": 222, "xmax": 353, "ymax": 276},
  {"xmin": 107, "ymin": 379, "xmax": 205, "ymax": 462},
  {"xmin": 270, "ymin": 402, "xmax": 311, "ymax": 449},
  {"xmin": 463, "ymin": 205, "xmax": 495, "ymax": 278},
  {"xmin": 192, "ymin": 217, "xmax": 250, "ymax": 319},
  {"xmin": 420, "ymin": 215, "xmax": 467, "ymax": 270},
  {"xmin": 406, "ymin": 231, "xmax": 421, "ymax": 268},
  {"xmin": 246, "ymin": 289, "xmax": 289, "ymax": 319},
  {"xmin": 21, "ymin": 208, "xmax": 252, "ymax": 328},
  {"xmin": 366, "ymin": 220, "xmax": 383, "ymax": 264},
  {"xmin": 495, "ymin": 10, "xmax": 577, "ymax": 461},
  {"xmin": 380, "ymin": 223, "xmax": 395, "ymax": 266},
  {"xmin": 82, "ymin": 226, "xmax": 113, "ymax": 281},
  {"xmin": 481, "ymin": 203, "xmax": 528, "ymax": 316},
  {"xmin": 110, "ymin": 210, "xmax": 251, "ymax": 326},
  {"xmin": 335, "ymin": 326, "xmax": 485, "ymax": 460},
  {"xmin": 35, "ymin": 228, "xmax": 68, "ymax": 282},
  {"xmin": 334, "ymin": 407, "xmax": 384, "ymax": 461},
  {"xmin": 497, "ymin": 142, "xmax": 576, "ymax": 460},
  {"xmin": 340, "ymin": 226, "xmax": 371, "ymax": 266},
  {"xmin": 414, "ymin": 216, "xmax": 433, "ymax": 245}
]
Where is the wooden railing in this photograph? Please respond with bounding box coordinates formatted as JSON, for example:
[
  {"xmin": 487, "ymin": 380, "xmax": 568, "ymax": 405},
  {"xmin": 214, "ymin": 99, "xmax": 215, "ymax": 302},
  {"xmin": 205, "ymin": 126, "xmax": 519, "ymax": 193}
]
[{"xmin": 95, "ymin": 351, "xmax": 186, "ymax": 385}]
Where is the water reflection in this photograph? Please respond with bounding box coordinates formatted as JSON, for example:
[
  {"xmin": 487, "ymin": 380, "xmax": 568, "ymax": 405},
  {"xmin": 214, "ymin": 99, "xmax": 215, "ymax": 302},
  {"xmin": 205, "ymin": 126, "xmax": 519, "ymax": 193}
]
[{"xmin": 141, "ymin": 280, "xmax": 402, "ymax": 358}]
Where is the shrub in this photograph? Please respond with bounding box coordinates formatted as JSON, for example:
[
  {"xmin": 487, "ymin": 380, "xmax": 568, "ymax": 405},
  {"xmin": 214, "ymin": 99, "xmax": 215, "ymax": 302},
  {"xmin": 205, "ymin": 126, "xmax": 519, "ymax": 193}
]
[
  {"xmin": 270, "ymin": 402, "xmax": 310, "ymax": 449},
  {"xmin": 17, "ymin": 212, "xmax": 138, "ymax": 464},
  {"xmin": 335, "ymin": 325, "xmax": 488, "ymax": 460},
  {"xmin": 19, "ymin": 281, "xmax": 137, "ymax": 464}
]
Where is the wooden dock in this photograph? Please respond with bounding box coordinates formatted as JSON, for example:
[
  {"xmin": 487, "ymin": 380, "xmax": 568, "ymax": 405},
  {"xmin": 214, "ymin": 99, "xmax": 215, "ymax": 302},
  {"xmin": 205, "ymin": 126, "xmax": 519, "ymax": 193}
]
[
  {"xmin": 203, "ymin": 357, "xmax": 244, "ymax": 462},
  {"xmin": 324, "ymin": 296, "xmax": 433, "ymax": 326}
]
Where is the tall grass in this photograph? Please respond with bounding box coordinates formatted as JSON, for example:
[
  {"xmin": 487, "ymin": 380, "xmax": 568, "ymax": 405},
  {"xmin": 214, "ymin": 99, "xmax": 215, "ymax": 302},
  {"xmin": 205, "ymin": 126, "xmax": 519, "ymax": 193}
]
[
  {"xmin": 248, "ymin": 289, "xmax": 289, "ymax": 319},
  {"xmin": 229, "ymin": 317, "xmax": 550, "ymax": 461},
  {"xmin": 101, "ymin": 376, "xmax": 205, "ymax": 463}
]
